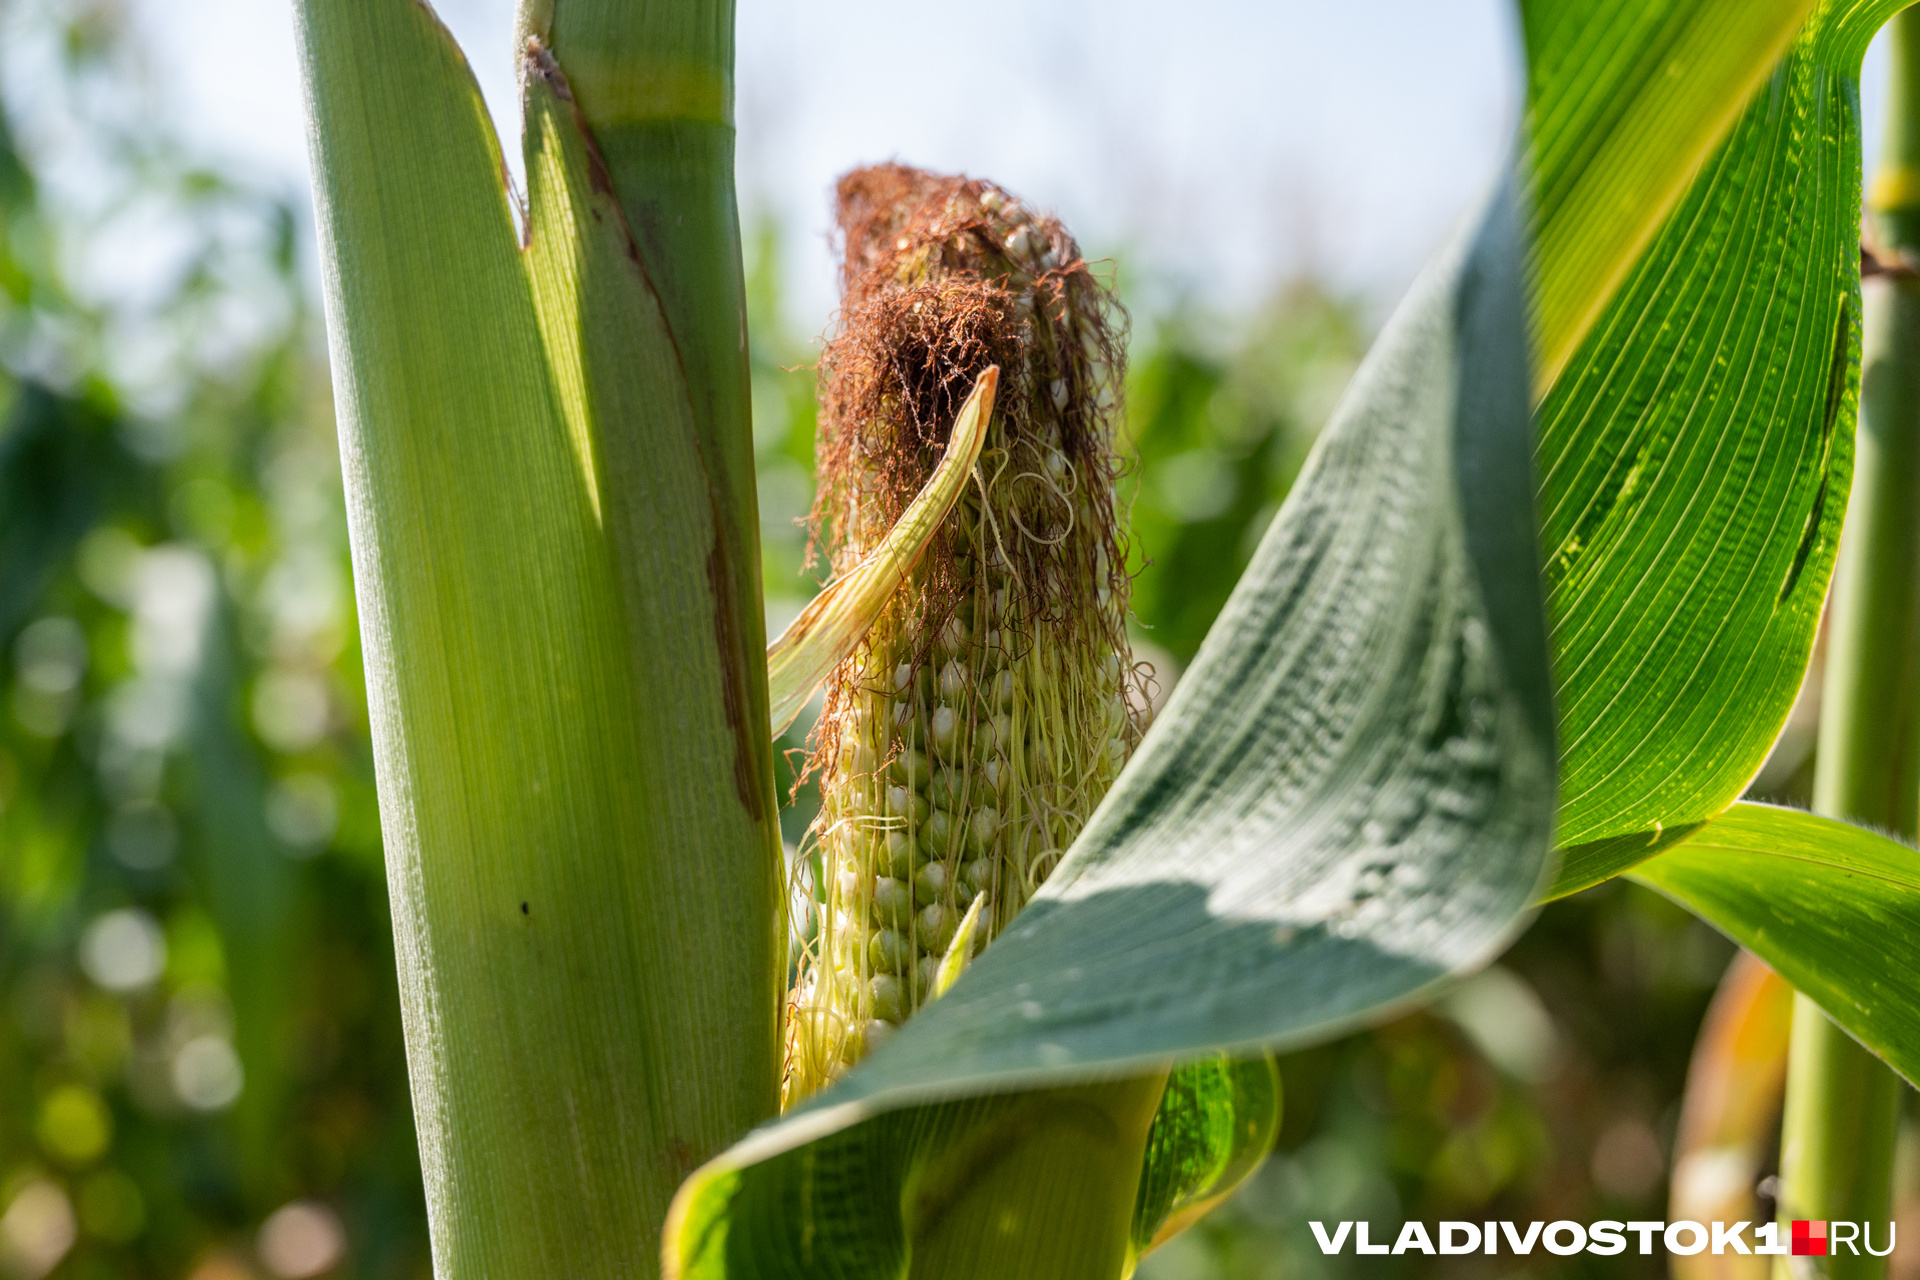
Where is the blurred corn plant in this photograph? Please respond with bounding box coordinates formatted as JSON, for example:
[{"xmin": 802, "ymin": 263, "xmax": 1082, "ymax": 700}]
[{"xmin": 281, "ymin": 0, "xmax": 1920, "ymax": 1278}]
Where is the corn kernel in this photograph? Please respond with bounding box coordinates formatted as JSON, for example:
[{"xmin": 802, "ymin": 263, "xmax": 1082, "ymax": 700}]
[
  {"xmin": 914, "ymin": 861, "xmax": 949, "ymax": 904},
  {"xmin": 872, "ymin": 975, "xmax": 905, "ymax": 1023},
  {"xmin": 917, "ymin": 903, "xmax": 957, "ymax": 952},
  {"xmin": 870, "ymin": 929, "xmax": 909, "ymax": 971},
  {"xmin": 873, "ymin": 877, "xmax": 914, "ymax": 926}
]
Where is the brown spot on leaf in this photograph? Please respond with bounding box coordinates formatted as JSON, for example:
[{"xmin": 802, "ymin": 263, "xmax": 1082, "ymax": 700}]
[{"xmin": 708, "ymin": 499, "xmax": 764, "ymax": 820}]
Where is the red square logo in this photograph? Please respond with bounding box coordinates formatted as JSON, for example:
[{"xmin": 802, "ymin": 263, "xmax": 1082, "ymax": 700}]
[{"xmin": 1793, "ymin": 1221, "xmax": 1828, "ymax": 1256}]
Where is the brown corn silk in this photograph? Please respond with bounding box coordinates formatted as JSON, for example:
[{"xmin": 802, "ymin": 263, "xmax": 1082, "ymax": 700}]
[{"xmin": 785, "ymin": 164, "xmax": 1142, "ymax": 1106}]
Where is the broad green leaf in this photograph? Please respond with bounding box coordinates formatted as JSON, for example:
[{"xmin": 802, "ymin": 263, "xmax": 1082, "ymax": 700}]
[
  {"xmin": 665, "ymin": 179, "xmax": 1553, "ymax": 1275},
  {"xmin": 1525, "ymin": 0, "xmax": 1819, "ymax": 386},
  {"xmin": 766, "ymin": 368, "xmax": 996, "ymax": 737},
  {"xmin": 1131, "ymin": 1055, "xmax": 1283, "ymax": 1255},
  {"xmin": 1632, "ymin": 802, "xmax": 1920, "ymax": 1087},
  {"xmin": 295, "ymin": 2, "xmax": 780, "ymax": 1272},
  {"xmin": 1535, "ymin": 0, "xmax": 1904, "ymax": 873}
]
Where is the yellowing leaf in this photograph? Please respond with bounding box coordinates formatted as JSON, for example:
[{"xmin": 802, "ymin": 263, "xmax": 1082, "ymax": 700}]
[{"xmin": 765, "ymin": 366, "xmax": 997, "ymax": 737}]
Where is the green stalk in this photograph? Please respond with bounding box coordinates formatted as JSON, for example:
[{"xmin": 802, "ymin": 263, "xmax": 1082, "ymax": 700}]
[
  {"xmin": 295, "ymin": 0, "xmax": 779, "ymax": 1274},
  {"xmin": 1774, "ymin": 11, "xmax": 1920, "ymax": 1273}
]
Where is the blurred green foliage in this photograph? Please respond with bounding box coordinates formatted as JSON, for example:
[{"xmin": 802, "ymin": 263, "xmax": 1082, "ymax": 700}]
[
  {"xmin": 0, "ymin": 6, "xmax": 1766, "ymax": 1279},
  {"xmin": 1120, "ymin": 288, "xmax": 1368, "ymax": 664},
  {"xmin": 0, "ymin": 6, "xmax": 420, "ymax": 1277}
]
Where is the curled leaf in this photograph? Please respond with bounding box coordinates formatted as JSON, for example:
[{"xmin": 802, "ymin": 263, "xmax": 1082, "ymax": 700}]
[
  {"xmin": 765, "ymin": 366, "xmax": 997, "ymax": 738},
  {"xmin": 1131, "ymin": 1054, "xmax": 1282, "ymax": 1259}
]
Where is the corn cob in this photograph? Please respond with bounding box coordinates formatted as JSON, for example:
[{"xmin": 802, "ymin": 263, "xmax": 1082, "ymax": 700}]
[{"xmin": 784, "ymin": 165, "xmax": 1141, "ymax": 1106}]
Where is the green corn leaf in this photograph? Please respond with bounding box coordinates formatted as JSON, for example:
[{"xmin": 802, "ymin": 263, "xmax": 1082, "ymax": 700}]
[
  {"xmin": 521, "ymin": 0, "xmax": 762, "ymax": 648},
  {"xmin": 670, "ymin": 1075, "xmax": 1172, "ymax": 1280},
  {"xmin": 1525, "ymin": 0, "xmax": 1820, "ymax": 387},
  {"xmin": 665, "ymin": 176, "xmax": 1551, "ymax": 1276},
  {"xmin": 1536, "ymin": 0, "xmax": 1904, "ymax": 878},
  {"xmin": 1631, "ymin": 802, "xmax": 1920, "ymax": 1086},
  {"xmin": 1131, "ymin": 1054, "xmax": 1284, "ymax": 1255},
  {"xmin": 295, "ymin": 1, "xmax": 782, "ymax": 1272},
  {"xmin": 664, "ymin": 1055, "xmax": 1280, "ymax": 1280}
]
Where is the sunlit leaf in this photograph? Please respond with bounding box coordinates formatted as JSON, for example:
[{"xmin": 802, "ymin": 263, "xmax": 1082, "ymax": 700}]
[
  {"xmin": 1535, "ymin": 0, "xmax": 1903, "ymax": 869},
  {"xmin": 931, "ymin": 893, "xmax": 988, "ymax": 1001},
  {"xmin": 1633, "ymin": 802, "xmax": 1920, "ymax": 1087},
  {"xmin": 1131, "ymin": 1054, "xmax": 1283, "ymax": 1256},
  {"xmin": 1525, "ymin": 0, "xmax": 1820, "ymax": 386},
  {"xmin": 295, "ymin": 2, "xmax": 780, "ymax": 1270}
]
